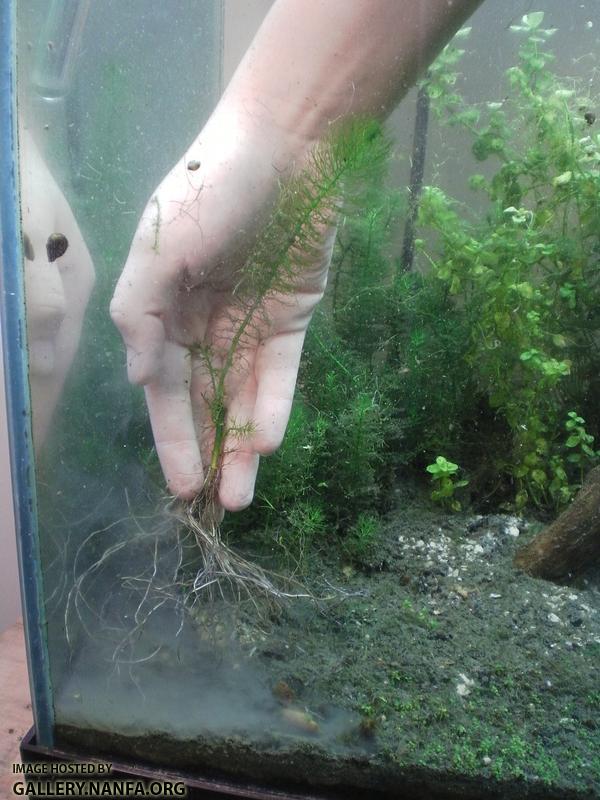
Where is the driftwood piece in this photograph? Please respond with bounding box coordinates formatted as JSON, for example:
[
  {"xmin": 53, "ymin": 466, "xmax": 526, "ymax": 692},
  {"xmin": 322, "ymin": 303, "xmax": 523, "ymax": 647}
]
[{"xmin": 514, "ymin": 465, "xmax": 600, "ymax": 581}]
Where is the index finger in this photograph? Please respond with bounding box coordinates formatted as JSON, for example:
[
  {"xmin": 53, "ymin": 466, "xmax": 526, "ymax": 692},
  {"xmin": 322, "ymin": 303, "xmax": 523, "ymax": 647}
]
[{"xmin": 110, "ymin": 209, "xmax": 174, "ymax": 384}]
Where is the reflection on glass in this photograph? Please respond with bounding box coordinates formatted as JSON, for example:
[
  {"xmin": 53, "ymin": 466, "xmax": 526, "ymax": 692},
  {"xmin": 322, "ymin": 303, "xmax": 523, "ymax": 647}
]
[
  {"xmin": 31, "ymin": 0, "xmax": 91, "ymax": 98},
  {"xmin": 20, "ymin": 127, "xmax": 94, "ymax": 446}
]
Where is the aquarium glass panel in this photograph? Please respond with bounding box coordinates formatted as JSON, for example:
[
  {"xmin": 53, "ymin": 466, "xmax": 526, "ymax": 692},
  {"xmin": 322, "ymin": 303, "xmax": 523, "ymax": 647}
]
[
  {"xmin": 16, "ymin": 0, "xmax": 223, "ymax": 749},
  {"xmin": 14, "ymin": 1, "xmax": 600, "ymax": 797}
]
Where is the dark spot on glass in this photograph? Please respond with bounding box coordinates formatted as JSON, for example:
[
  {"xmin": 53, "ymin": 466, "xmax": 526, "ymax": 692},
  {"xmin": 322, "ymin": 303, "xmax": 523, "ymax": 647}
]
[
  {"xmin": 46, "ymin": 233, "xmax": 69, "ymax": 263},
  {"xmin": 584, "ymin": 111, "xmax": 595, "ymax": 125},
  {"xmin": 22, "ymin": 233, "xmax": 34, "ymax": 261},
  {"xmin": 187, "ymin": 159, "xmax": 201, "ymax": 171}
]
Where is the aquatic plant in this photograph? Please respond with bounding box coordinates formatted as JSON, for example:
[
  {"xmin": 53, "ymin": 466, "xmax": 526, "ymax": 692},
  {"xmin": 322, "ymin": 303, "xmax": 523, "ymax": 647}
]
[
  {"xmin": 216, "ymin": 11, "xmax": 600, "ymax": 556},
  {"xmin": 248, "ymin": 150, "xmax": 403, "ymax": 537},
  {"xmin": 564, "ymin": 411, "xmax": 599, "ymax": 485},
  {"xmin": 280, "ymin": 500, "xmax": 326, "ymax": 569},
  {"xmin": 343, "ymin": 511, "xmax": 379, "ymax": 562},
  {"xmin": 415, "ymin": 12, "xmax": 600, "ymax": 510},
  {"xmin": 426, "ymin": 456, "xmax": 469, "ymax": 512},
  {"xmin": 182, "ymin": 120, "xmax": 391, "ymax": 601}
]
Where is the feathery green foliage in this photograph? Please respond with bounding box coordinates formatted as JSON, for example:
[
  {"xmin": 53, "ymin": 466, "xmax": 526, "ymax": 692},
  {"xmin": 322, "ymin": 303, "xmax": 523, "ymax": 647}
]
[
  {"xmin": 226, "ymin": 126, "xmax": 396, "ymax": 553},
  {"xmin": 195, "ymin": 120, "xmax": 391, "ymax": 511}
]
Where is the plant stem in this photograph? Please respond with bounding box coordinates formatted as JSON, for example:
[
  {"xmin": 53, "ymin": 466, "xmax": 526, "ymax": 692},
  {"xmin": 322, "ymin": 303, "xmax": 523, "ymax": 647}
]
[{"xmin": 400, "ymin": 78, "xmax": 431, "ymax": 275}]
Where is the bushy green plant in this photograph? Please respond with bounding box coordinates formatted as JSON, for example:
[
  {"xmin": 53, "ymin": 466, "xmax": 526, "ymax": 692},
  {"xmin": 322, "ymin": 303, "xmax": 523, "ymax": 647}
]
[
  {"xmin": 415, "ymin": 13, "xmax": 600, "ymax": 510},
  {"xmin": 226, "ymin": 124, "xmax": 395, "ymax": 560},
  {"xmin": 240, "ymin": 311, "xmax": 391, "ymax": 537},
  {"xmin": 330, "ymin": 188, "xmax": 402, "ymax": 361},
  {"xmin": 385, "ymin": 270, "xmax": 476, "ymax": 467},
  {"xmin": 343, "ymin": 512, "xmax": 379, "ymax": 562},
  {"xmin": 237, "ymin": 12, "xmax": 600, "ymax": 544},
  {"xmin": 275, "ymin": 499, "xmax": 327, "ymax": 570}
]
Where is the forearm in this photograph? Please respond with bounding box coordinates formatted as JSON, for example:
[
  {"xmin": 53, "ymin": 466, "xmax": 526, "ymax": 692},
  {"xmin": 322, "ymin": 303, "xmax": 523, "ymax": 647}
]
[{"xmin": 223, "ymin": 0, "xmax": 484, "ymax": 150}]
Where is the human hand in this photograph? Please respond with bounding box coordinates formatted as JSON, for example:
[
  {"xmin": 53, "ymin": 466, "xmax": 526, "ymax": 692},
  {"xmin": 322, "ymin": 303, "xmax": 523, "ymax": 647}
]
[
  {"xmin": 110, "ymin": 106, "xmax": 332, "ymax": 508},
  {"xmin": 20, "ymin": 129, "xmax": 95, "ymax": 446}
]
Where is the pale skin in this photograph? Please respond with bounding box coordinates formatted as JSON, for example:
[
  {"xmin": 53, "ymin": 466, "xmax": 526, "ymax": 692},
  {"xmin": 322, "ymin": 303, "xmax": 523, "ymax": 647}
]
[
  {"xmin": 20, "ymin": 127, "xmax": 95, "ymax": 447},
  {"xmin": 110, "ymin": 0, "xmax": 483, "ymax": 509}
]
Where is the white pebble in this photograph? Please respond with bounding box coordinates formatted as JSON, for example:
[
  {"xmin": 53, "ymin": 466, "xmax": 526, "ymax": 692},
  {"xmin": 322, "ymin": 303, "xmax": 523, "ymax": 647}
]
[{"xmin": 456, "ymin": 673, "xmax": 475, "ymax": 697}]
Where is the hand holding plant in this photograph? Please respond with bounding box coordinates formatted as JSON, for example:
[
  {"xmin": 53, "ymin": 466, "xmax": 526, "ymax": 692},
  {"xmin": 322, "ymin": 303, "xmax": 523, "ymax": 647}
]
[
  {"xmin": 110, "ymin": 104, "xmax": 336, "ymax": 509},
  {"xmin": 112, "ymin": 114, "xmax": 389, "ymax": 600}
]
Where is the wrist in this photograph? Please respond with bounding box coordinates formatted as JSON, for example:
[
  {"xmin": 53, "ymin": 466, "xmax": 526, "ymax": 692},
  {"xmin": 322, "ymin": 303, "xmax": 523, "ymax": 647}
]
[
  {"xmin": 184, "ymin": 96, "xmax": 314, "ymax": 209},
  {"xmin": 208, "ymin": 88, "xmax": 316, "ymax": 178}
]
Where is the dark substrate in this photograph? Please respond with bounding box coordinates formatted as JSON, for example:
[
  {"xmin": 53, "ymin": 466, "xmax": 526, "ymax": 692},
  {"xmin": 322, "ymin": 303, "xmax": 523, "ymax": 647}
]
[{"xmin": 55, "ymin": 493, "xmax": 600, "ymax": 799}]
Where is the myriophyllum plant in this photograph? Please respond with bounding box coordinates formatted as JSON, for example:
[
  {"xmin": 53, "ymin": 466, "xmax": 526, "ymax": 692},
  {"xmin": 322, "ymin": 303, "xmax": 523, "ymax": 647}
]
[{"xmin": 179, "ymin": 119, "xmax": 390, "ymax": 604}]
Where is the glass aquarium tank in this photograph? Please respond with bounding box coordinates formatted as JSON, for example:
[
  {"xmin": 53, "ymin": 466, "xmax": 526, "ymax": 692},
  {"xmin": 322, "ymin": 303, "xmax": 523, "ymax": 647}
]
[{"xmin": 2, "ymin": 1, "xmax": 600, "ymax": 798}]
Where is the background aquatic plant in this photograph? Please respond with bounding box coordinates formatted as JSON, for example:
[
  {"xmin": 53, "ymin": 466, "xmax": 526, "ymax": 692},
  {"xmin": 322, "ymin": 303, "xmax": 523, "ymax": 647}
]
[
  {"xmin": 236, "ymin": 11, "xmax": 600, "ymax": 551},
  {"xmin": 414, "ymin": 12, "xmax": 600, "ymax": 510}
]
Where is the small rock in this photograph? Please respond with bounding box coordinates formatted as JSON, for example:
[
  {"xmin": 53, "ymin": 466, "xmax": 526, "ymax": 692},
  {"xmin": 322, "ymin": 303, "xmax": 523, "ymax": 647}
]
[
  {"xmin": 479, "ymin": 532, "xmax": 497, "ymax": 554},
  {"xmin": 467, "ymin": 515, "xmax": 485, "ymax": 533},
  {"xmin": 456, "ymin": 673, "xmax": 475, "ymax": 697},
  {"xmin": 273, "ymin": 680, "xmax": 295, "ymax": 705},
  {"xmin": 452, "ymin": 585, "xmax": 472, "ymax": 600},
  {"xmin": 559, "ymin": 717, "xmax": 576, "ymax": 730},
  {"xmin": 547, "ymin": 613, "xmax": 561, "ymax": 624},
  {"xmin": 261, "ymin": 643, "xmax": 288, "ymax": 660}
]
